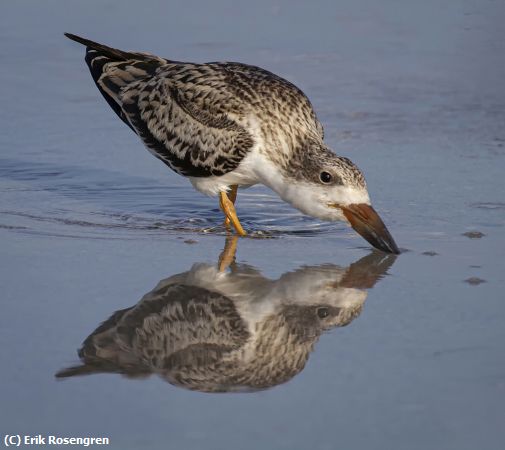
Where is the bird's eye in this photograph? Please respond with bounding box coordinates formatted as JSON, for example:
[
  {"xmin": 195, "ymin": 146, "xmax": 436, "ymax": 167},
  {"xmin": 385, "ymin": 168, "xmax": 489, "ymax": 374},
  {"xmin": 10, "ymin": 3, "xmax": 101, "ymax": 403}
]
[
  {"xmin": 316, "ymin": 307, "xmax": 329, "ymax": 319},
  {"xmin": 319, "ymin": 171, "xmax": 332, "ymax": 184}
]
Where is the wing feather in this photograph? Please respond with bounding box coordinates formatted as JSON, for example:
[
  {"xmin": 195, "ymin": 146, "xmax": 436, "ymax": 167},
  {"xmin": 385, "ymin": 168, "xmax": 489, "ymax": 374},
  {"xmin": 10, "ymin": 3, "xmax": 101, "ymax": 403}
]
[
  {"xmin": 118, "ymin": 67, "xmax": 255, "ymax": 177},
  {"xmin": 65, "ymin": 34, "xmax": 324, "ymax": 177}
]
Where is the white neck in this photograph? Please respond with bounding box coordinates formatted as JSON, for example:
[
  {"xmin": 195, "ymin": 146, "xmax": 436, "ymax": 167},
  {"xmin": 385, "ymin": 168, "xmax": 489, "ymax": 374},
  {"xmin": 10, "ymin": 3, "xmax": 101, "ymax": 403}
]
[{"xmin": 252, "ymin": 153, "xmax": 370, "ymax": 221}]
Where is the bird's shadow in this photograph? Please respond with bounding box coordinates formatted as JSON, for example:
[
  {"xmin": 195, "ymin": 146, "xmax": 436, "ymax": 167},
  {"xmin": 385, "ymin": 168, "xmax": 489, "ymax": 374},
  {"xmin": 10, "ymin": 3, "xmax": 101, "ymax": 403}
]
[{"xmin": 56, "ymin": 237, "xmax": 397, "ymax": 393}]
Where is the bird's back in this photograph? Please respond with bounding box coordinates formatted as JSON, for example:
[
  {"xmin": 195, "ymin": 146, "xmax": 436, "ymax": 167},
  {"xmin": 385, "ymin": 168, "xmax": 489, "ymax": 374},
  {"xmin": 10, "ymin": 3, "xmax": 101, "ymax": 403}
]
[{"xmin": 65, "ymin": 33, "xmax": 324, "ymax": 178}]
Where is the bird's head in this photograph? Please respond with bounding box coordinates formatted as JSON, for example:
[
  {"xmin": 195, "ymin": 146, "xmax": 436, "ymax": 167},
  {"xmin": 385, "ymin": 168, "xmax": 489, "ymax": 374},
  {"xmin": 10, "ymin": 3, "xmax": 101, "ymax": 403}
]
[{"xmin": 275, "ymin": 143, "xmax": 399, "ymax": 254}]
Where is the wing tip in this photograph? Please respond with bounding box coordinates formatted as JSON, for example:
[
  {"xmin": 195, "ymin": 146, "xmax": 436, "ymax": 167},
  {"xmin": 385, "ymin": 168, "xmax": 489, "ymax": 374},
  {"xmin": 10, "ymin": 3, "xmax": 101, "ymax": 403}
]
[
  {"xmin": 64, "ymin": 32, "xmax": 90, "ymax": 46},
  {"xmin": 64, "ymin": 32, "xmax": 128, "ymax": 61}
]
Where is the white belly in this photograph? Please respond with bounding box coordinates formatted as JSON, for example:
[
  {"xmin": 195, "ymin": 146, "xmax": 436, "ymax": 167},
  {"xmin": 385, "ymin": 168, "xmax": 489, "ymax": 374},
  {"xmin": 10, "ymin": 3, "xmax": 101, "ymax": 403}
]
[{"xmin": 188, "ymin": 146, "xmax": 264, "ymax": 196}]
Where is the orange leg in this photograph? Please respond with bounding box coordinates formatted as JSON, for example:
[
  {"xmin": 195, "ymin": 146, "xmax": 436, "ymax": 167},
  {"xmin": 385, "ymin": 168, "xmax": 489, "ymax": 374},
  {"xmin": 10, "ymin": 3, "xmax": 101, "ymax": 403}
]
[
  {"xmin": 219, "ymin": 187, "xmax": 246, "ymax": 236},
  {"xmin": 218, "ymin": 235, "xmax": 239, "ymax": 272},
  {"xmin": 223, "ymin": 185, "xmax": 238, "ymax": 229}
]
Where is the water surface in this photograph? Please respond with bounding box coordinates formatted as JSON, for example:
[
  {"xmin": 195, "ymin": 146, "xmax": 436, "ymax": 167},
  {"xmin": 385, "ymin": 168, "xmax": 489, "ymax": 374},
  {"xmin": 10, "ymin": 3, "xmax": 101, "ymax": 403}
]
[{"xmin": 1, "ymin": 1, "xmax": 504, "ymax": 449}]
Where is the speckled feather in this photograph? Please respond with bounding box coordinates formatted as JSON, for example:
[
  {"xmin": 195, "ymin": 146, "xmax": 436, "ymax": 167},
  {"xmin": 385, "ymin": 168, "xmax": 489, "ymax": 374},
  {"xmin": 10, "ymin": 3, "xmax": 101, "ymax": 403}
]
[{"xmin": 66, "ymin": 33, "xmax": 326, "ymax": 179}]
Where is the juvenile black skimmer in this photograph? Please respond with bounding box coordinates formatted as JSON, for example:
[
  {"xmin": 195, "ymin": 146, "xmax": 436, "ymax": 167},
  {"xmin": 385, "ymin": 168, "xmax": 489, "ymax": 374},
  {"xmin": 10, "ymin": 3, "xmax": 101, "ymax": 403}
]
[{"xmin": 65, "ymin": 33, "xmax": 399, "ymax": 253}]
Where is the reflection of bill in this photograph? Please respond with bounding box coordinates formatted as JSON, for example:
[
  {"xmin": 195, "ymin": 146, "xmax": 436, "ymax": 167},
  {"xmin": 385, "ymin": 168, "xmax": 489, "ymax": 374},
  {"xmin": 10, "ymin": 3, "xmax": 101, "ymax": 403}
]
[{"xmin": 56, "ymin": 238, "xmax": 396, "ymax": 393}]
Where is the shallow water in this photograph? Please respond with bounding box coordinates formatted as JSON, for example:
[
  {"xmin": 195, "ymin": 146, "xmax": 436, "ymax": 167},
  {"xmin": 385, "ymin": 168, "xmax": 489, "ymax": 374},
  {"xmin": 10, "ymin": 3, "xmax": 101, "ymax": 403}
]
[{"xmin": 1, "ymin": 1, "xmax": 505, "ymax": 449}]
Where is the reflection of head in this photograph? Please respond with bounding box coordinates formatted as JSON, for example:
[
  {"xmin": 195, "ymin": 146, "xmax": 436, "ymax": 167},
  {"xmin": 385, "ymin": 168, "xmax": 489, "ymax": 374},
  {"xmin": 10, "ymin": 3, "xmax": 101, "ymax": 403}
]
[{"xmin": 57, "ymin": 251, "xmax": 395, "ymax": 393}]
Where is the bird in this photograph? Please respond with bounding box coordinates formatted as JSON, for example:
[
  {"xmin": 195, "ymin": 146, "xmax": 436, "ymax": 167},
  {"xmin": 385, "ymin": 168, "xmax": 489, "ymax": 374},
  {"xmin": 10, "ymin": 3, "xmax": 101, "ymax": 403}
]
[
  {"xmin": 64, "ymin": 33, "xmax": 399, "ymax": 254},
  {"xmin": 56, "ymin": 237, "xmax": 396, "ymax": 392}
]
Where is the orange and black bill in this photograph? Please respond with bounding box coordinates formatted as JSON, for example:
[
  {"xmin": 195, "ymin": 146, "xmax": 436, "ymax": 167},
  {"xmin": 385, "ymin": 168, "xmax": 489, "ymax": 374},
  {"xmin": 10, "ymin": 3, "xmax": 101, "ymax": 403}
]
[{"xmin": 341, "ymin": 204, "xmax": 400, "ymax": 254}]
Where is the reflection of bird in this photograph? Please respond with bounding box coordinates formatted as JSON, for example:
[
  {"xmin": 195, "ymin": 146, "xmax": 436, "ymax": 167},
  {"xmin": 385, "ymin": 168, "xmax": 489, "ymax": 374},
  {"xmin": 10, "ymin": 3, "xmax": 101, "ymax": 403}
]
[
  {"xmin": 56, "ymin": 240, "xmax": 396, "ymax": 392},
  {"xmin": 64, "ymin": 33, "xmax": 399, "ymax": 253}
]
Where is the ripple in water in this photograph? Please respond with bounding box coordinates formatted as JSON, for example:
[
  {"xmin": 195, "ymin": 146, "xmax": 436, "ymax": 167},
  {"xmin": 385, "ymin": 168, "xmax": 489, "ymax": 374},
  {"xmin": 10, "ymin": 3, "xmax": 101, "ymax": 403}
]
[
  {"xmin": 470, "ymin": 202, "xmax": 505, "ymax": 211},
  {"xmin": 0, "ymin": 158, "xmax": 341, "ymax": 240}
]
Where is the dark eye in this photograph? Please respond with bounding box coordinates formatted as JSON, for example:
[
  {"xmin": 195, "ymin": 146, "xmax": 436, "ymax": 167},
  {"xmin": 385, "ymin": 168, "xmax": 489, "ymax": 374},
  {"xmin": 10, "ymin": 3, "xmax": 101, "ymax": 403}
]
[
  {"xmin": 316, "ymin": 307, "xmax": 329, "ymax": 319},
  {"xmin": 319, "ymin": 171, "xmax": 332, "ymax": 184}
]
